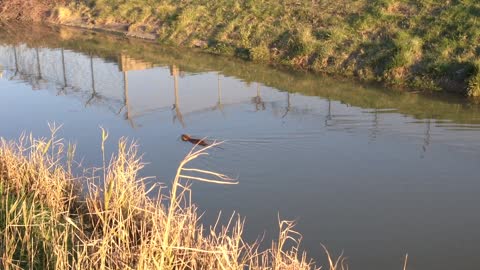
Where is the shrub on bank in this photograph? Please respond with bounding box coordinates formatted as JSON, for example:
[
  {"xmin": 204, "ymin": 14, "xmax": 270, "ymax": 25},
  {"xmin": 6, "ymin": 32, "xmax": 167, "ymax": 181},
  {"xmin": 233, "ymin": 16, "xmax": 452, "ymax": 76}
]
[{"xmin": 467, "ymin": 62, "xmax": 480, "ymax": 97}]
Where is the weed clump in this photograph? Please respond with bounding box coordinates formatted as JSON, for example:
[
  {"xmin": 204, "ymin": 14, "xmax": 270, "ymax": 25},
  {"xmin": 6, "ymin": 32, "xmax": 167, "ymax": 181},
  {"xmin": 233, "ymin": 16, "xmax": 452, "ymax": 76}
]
[
  {"xmin": 1, "ymin": 127, "xmax": 342, "ymax": 270},
  {"xmin": 468, "ymin": 71, "xmax": 480, "ymax": 97},
  {"xmin": 250, "ymin": 43, "xmax": 270, "ymax": 61}
]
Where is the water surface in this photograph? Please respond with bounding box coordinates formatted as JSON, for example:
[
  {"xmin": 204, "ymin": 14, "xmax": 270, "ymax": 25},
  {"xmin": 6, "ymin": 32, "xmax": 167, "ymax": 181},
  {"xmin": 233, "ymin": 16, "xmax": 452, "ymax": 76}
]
[{"xmin": 1, "ymin": 24, "xmax": 480, "ymax": 270}]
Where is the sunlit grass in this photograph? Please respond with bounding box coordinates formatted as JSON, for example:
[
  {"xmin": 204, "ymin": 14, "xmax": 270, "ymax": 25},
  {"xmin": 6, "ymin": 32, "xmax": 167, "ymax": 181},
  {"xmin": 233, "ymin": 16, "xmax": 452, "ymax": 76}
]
[
  {"xmin": 1, "ymin": 0, "xmax": 479, "ymax": 94},
  {"xmin": 0, "ymin": 126, "xmax": 345, "ymax": 269},
  {"xmin": 50, "ymin": 0, "xmax": 480, "ymax": 95}
]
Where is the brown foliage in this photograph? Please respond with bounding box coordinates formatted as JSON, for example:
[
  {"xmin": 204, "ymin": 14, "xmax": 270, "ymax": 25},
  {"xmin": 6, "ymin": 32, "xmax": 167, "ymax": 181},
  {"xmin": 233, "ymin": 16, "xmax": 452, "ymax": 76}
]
[{"xmin": 0, "ymin": 0, "xmax": 66, "ymax": 21}]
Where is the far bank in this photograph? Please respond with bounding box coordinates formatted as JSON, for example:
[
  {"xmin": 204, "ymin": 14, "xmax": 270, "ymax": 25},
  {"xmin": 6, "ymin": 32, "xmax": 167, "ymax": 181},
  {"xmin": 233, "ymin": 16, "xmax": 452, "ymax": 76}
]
[{"xmin": 1, "ymin": 0, "xmax": 479, "ymax": 97}]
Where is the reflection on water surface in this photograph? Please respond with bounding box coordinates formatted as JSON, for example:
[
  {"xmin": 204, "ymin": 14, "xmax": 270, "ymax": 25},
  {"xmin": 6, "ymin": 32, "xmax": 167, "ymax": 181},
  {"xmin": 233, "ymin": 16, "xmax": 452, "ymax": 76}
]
[{"xmin": 1, "ymin": 24, "xmax": 480, "ymax": 270}]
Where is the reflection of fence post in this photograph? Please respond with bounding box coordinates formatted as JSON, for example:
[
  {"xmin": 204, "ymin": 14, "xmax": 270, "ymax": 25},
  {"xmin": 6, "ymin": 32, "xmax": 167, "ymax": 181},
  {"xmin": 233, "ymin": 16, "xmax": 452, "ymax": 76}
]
[
  {"xmin": 36, "ymin": 48, "xmax": 42, "ymax": 80},
  {"xmin": 253, "ymin": 83, "xmax": 265, "ymax": 111},
  {"xmin": 171, "ymin": 65, "xmax": 185, "ymax": 127},
  {"xmin": 123, "ymin": 70, "xmax": 135, "ymax": 128},
  {"xmin": 57, "ymin": 48, "xmax": 68, "ymax": 95},
  {"xmin": 282, "ymin": 92, "xmax": 291, "ymax": 118},
  {"xmin": 85, "ymin": 55, "xmax": 98, "ymax": 106},
  {"xmin": 218, "ymin": 74, "xmax": 222, "ymax": 105},
  {"xmin": 13, "ymin": 46, "xmax": 19, "ymax": 75},
  {"xmin": 123, "ymin": 70, "xmax": 128, "ymax": 119},
  {"xmin": 325, "ymin": 98, "xmax": 332, "ymax": 126},
  {"xmin": 118, "ymin": 53, "xmax": 137, "ymax": 127},
  {"xmin": 216, "ymin": 74, "xmax": 224, "ymax": 114},
  {"xmin": 61, "ymin": 48, "xmax": 67, "ymax": 88},
  {"xmin": 370, "ymin": 108, "xmax": 379, "ymax": 141},
  {"xmin": 422, "ymin": 119, "xmax": 431, "ymax": 156},
  {"xmin": 90, "ymin": 55, "xmax": 96, "ymax": 93}
]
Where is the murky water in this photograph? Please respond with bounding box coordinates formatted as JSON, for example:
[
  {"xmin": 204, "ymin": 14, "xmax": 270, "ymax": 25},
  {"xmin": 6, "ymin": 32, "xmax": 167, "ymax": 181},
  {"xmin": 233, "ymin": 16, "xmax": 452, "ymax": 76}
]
[{"xmin": 1, "ymin": 24, "xmax": 480, "ymax": 270}]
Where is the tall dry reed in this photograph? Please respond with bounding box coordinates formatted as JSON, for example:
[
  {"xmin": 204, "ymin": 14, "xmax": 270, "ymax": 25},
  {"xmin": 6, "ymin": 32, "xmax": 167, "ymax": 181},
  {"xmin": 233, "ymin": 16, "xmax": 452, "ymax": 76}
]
[{"xmin": 0, "ymin": 126, "xmax": 345, "ymax": 270}]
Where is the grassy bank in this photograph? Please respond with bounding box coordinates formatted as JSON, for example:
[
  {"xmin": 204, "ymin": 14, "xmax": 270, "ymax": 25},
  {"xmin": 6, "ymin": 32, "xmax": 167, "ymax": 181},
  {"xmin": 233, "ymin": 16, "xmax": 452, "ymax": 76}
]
[
  {"xmin": 1, "ymin": 0, "xmax": 479, "ymax": 97},
  {"xmin": 53, "ymin": 0, "xmax": 480, "ymax": 96},
  {"xmin": 0, "ymin": 127, "xmax": 345, "ymax": 269}
]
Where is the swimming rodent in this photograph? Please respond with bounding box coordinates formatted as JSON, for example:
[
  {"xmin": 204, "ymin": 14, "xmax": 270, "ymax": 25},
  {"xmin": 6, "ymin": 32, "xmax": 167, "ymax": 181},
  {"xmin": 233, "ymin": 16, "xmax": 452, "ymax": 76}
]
[{"xmin": 181, "ymin": 134, "xmax": 209, "ymax": 146}]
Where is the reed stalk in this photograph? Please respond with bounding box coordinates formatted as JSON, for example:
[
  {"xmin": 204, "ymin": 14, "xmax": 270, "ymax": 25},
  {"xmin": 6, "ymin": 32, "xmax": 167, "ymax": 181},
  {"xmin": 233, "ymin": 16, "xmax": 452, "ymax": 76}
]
[{"xmin": 0, "ymin": 128, "xmax": 343, "ymax": 269}]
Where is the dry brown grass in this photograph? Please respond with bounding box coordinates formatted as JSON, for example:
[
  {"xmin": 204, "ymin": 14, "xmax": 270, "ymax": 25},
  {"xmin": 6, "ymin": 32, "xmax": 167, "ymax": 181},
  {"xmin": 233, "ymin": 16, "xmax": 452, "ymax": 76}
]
[
  {"xmin": 0, "ymin": 126, "xmax": 345, "ymax": 270},
  {"xmin": 0, "ymin": 0, "xmax": 66, "ymax": 21}
]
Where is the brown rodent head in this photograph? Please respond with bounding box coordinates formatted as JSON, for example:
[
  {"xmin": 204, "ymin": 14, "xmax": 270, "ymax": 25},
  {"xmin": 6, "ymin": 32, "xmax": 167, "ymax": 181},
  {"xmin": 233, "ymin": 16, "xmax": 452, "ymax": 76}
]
[{"xmin": 181, "ymin": 134, "xmax": 191, "ymax": 141}]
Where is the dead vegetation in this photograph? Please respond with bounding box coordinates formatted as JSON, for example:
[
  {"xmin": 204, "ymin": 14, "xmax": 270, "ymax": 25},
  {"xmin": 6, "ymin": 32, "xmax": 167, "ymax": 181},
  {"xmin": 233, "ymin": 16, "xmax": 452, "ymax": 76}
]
[
  {"xmin": 0, "ymin": 125, "xmax": 345, "ymax": 269},
  {"xmin": 0, "ymin": 0, "xmax": 66, "ymax": 21}
]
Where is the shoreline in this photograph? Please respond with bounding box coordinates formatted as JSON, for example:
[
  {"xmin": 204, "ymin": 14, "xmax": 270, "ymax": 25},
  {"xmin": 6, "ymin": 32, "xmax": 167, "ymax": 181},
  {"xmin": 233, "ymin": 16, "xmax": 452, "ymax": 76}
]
[
  {"xmin": 1, "ymin": 1, "xmax": 479, "ymax": 98},
  {"xmin": 19, "ymin": 20, "xmax": 478, "ymax": 98},
  {"xmin": 2, "ymin": 22, "xmax": 480, "ymax": 126}
]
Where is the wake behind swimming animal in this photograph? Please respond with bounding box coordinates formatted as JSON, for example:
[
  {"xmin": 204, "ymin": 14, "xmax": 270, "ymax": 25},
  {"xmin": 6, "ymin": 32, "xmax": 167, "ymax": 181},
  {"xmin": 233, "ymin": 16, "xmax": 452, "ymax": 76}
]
[{"xmin": 181, "ymin": 134, "xmax": 209, "ymax": 146}]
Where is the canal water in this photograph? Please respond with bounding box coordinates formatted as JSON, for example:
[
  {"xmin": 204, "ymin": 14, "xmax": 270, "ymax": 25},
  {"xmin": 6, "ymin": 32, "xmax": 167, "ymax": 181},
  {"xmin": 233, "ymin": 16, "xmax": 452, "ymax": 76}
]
[{"xmin": 1, "ymin": 24, "xmax": 480, "ymax": 270}]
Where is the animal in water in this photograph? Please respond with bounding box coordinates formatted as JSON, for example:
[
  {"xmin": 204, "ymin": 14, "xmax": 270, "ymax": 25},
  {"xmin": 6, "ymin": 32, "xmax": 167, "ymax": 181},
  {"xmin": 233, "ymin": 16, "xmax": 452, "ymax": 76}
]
[{"xmin": 181, "ymin": 134, "xmax": 209, "ymax": 146}]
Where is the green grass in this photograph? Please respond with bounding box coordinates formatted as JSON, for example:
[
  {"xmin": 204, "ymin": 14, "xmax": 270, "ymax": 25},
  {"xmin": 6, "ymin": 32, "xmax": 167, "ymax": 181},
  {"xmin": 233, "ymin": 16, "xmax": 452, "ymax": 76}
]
[{"xmin": 48, "ymin": 0, "xmax": 480, "ymax": 96}]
